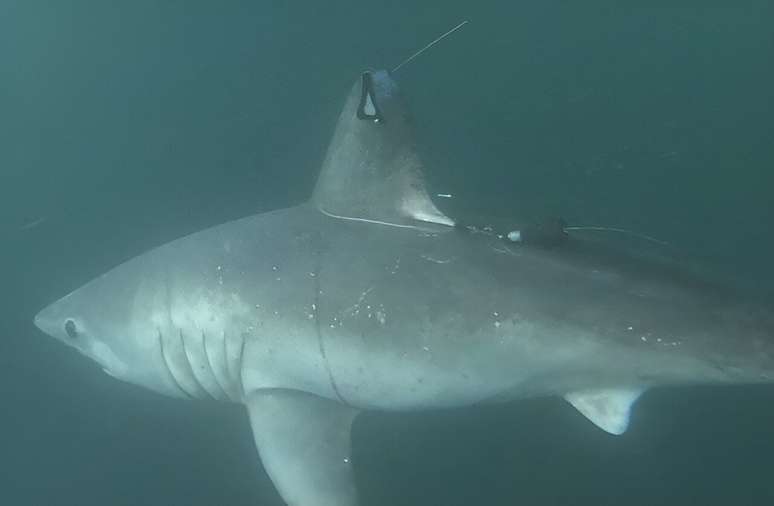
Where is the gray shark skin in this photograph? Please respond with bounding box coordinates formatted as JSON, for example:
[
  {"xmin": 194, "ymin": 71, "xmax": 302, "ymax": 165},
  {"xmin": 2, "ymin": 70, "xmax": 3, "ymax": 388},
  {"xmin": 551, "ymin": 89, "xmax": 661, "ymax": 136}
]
[{"xmin": 35, "ymin": 69, "xmax": 773, "ymax": 506}]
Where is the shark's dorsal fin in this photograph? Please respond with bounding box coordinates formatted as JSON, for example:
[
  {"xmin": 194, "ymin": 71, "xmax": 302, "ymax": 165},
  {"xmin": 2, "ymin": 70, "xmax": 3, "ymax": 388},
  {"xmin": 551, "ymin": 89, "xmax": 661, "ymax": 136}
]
[
  {"xmin": 313, "ymin": 70, "xmax": 454, "ymax": 229},
  {"xmin": 245, "ymin": 389, "xmax": 360, "ymax": 506},
  {"xmin": 564, "ymin": 387, "xmax": 645, "ymax": 435}
]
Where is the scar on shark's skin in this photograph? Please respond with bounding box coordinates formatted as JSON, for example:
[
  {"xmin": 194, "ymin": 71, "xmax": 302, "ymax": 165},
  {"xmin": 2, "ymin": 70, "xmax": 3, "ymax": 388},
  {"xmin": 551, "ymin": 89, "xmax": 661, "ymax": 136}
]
[
  {"xmin": 420, "ymin": 254, "xmax": 453, "ymax": 264},
  {"xmin": 343, "ymin": 286, "xmax": 375, "ymax": 317}
]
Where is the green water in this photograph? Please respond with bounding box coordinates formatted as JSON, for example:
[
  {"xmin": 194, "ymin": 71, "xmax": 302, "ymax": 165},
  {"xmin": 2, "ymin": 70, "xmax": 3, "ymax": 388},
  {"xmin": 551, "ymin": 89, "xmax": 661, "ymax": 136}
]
[{"xmin": 2, "ymin": 2, "xmax": 773, "ymax": 505}]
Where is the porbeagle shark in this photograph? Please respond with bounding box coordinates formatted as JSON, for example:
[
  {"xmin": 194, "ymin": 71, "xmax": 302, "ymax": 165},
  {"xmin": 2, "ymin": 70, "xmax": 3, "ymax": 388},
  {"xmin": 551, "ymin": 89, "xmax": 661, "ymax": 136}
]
[{"xmin": 34, "ymin": 67, "xmax": 774, "ymax": 505}]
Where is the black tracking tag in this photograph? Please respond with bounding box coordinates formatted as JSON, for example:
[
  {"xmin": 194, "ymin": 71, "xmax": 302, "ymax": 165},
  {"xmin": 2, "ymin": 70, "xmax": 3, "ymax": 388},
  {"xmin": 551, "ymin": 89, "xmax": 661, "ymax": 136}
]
[{"xmin": 356, "ymin": 72, "xmax": 384, "ymax": 122}]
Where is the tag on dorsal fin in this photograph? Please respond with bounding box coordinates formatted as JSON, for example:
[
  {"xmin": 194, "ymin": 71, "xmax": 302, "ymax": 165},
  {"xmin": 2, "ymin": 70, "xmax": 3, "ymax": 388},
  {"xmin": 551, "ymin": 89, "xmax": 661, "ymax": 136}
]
[
  {"xmin": 564, "ymin": 388, "xmax": 645, "ymax": 435},
  {"xmin": 246, "ymin": 389, "xmax": 360, "ymax": 506},
  {"xmin": 313, "ymin": 70, "xmax": 454, "ymax": 230}
]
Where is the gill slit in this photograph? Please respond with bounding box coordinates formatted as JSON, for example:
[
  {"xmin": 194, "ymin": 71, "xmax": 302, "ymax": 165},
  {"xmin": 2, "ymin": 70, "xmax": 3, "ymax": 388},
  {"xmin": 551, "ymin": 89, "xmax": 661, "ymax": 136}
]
[
  {"xmin": 158, "ymin": 271, "xmax": 197, "ymax": 398},
  {"xmin": 223, "ymin": 330, "xmax": 234, "ymax": 390},
  {"xmin": 222, "ymin": 329, "xmax": 245, "ymax": 401},
  {"xmin": 312, "ymin": 237, "xmax": 348, "ymax": 406},
  {"xmin": 201, "ymin": 330, "xmax": 230, "ymax": 401},
  {"xmin": 237, "ymin": 335, "xmax": 247, "ymax": 401},
  {"xmin": 179, "ymin": 329, "xmax": 216, "ymax": 400},
  {"xmin": 158, "ymin": 329, "xmax": 193, "ymax": 399}
]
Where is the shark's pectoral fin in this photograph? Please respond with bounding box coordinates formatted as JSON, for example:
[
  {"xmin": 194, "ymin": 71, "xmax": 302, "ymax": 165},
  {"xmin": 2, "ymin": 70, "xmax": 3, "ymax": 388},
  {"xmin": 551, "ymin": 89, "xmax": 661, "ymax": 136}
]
[
  {"xmin": 245, "ymin": 389, "xmax": 360, "ymax": 506},
  {"xmin": 563, "ymin": 387, "xmax": 645, "ymax": 435}
]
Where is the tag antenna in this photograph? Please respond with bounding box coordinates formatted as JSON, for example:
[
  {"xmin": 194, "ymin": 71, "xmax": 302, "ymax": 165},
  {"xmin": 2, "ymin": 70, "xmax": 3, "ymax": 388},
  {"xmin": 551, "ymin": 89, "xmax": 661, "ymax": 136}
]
[
  {"xmin": 392, "ymin": 20, "xmax": 469, "ymax": 73},
  {"xmin": 565, "ymin": 226, "xmax": 671, "ymax": 247}
]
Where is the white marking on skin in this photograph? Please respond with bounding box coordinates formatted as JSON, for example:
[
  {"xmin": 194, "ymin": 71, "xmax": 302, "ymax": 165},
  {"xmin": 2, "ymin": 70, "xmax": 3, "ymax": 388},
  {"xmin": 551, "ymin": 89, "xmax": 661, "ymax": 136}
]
[
  {"xmin": 492, "ymin": 245, "xmax": 521, "ymax": 257},
  {"xmin": 344, "ymin": 286, "xmax": 374, "ymax": 316},
  {"xmin": 420, "ymin": 254, "xmax": 452, "ymax": 264}
]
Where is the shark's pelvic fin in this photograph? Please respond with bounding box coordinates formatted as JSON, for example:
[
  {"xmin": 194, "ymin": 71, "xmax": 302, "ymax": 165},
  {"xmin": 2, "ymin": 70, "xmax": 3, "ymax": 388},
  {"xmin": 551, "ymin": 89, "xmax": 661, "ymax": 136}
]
[
  {"xmin": 313, "ymin": 70, "xmax": 454, "ymax": 230},
  {"xmin": 245, "ymin": 389, "xmax": 360, "ymax": 506},
  {"xmin": 564, "ymin": 387, "xmax": 645, "ymax": 435}
]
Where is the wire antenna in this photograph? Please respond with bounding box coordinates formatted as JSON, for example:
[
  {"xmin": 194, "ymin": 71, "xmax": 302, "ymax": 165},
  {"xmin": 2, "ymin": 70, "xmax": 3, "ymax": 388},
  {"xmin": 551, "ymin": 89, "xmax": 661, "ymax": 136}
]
[
  {"xmin": 565, "ymin": 226, "xmax": 671, "ymax": 247},
  {"xmin": 392, "ymin": 20, "xmax": 469, "ymax": 73}
]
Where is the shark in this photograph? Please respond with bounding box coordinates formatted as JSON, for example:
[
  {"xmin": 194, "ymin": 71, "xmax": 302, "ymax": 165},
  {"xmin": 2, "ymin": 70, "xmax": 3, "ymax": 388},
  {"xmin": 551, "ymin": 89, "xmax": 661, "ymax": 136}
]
[{"xmin": 34, "ymin": 66, "xmax": 774, "ymax": 506}]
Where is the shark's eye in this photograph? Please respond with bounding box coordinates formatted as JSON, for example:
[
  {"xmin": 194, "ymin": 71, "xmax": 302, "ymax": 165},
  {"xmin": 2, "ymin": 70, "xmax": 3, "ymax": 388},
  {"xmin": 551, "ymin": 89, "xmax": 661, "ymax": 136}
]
[{"xmin": 64, "ymin": 319, "xmax": 78, "ymax": 340}]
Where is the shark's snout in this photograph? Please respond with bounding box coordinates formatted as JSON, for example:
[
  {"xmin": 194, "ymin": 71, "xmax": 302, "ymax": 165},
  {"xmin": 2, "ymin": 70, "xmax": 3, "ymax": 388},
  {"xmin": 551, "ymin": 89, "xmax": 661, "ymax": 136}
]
[
  {"xmin": 33, "ymin": 306, "xmax": 55, "ymax": 337},
  {"xmin": 33, "ymin": 298, "xmax": 76, "ymax": 343}
]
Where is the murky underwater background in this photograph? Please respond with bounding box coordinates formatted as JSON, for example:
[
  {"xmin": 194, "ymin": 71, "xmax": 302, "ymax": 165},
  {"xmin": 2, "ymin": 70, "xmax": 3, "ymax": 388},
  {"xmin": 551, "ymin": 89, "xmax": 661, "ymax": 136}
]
[{"xmin": 1, "ymin": 1, "xmax": 773, "ymax": 505}]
